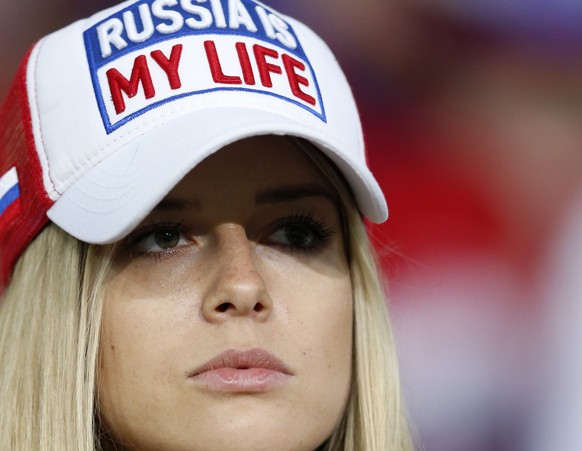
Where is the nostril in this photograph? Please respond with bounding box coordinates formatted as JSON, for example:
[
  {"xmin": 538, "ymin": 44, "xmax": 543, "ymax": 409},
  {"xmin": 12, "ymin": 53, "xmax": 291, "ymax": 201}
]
[
  {"xmin": 216, "ymin": 302, "xmax": 232, "ymax": 313},
  {"xmin": 212, "ymin": 301, "xmax": 268, "ymax": 315}
]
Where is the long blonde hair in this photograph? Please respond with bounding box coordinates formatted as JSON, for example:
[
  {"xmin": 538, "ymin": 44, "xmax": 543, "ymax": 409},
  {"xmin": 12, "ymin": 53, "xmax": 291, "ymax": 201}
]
[
  {"xmin": 0, "ymin": 226, "xmax": 112, "ymax": 450},
  {"xmin": 0, "ymin": 140, "xmax": 413, "ymax": 451}
]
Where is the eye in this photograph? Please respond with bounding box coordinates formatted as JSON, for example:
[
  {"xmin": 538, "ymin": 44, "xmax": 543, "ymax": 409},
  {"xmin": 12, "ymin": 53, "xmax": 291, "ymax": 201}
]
[
  {"xmin": 142, "ymin": 229, "xmax": 185, "ymax": 250},
  {"xmin": 267, "ymin": 213, "xmax": 335, "ymax": 253},
  {"xmin": 128, "ymin": 224, "xmax": 192, "ymax": 256},
  {"xmin": 269, "ymin": 223, "xmax": 317, "ymax": 248}
]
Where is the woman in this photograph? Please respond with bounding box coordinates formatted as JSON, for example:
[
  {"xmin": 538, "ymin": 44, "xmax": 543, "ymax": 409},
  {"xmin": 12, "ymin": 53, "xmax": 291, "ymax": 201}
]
[{"xmin": 0, "ymin": 0, "xmax": 413, "ymax": 449}]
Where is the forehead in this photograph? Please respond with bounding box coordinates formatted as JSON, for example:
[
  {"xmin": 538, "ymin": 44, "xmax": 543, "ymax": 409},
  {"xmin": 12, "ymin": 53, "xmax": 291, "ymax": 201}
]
[{"xmin": 168, "ymin": 136, "xmax": 328, "ymax": 198}]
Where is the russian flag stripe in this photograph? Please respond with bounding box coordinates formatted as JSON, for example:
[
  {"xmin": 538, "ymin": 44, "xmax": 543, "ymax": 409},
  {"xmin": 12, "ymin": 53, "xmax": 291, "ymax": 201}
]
[{"xmin": 0, "ymin": 168, "xmax": 20, "ymax": 217}]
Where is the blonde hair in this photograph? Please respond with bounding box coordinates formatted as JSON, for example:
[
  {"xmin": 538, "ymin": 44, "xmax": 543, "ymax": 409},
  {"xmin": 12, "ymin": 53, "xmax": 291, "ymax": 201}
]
[
  {"xmin": 0, "ymin": 226, "xmax": 113, "ymax": 450},
  {"xmin": 343, "ymin": 209, "xmax": 413, "ymax": 450},
  {"xmin": 0, "ymin": 140, "xmax": 413, "ymax": 451}
]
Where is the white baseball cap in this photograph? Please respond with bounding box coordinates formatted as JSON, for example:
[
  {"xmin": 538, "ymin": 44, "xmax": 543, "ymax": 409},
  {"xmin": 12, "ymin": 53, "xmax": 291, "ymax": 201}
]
[{"xmin": 0, "ymin": 0, "xmax": 388, "ymax": 290}]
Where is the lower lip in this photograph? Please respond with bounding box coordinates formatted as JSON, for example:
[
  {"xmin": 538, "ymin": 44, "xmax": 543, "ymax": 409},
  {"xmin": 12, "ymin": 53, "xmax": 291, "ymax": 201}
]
[{"xmin": 190, "ymin": 368, "xmax": 291, "ymax": 393}]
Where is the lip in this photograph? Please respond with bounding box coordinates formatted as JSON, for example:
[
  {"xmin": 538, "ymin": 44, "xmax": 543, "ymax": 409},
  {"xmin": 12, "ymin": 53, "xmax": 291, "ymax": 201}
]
[{"xmin": 188, "ymin": 348, "xmax": 294, "ymax": 393}]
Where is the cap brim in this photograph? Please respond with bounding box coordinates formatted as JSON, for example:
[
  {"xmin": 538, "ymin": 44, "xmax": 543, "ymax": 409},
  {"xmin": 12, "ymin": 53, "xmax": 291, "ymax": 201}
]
[{"xmin": 47, "ymin": 106, "xmax": 388, "ymax": 244}]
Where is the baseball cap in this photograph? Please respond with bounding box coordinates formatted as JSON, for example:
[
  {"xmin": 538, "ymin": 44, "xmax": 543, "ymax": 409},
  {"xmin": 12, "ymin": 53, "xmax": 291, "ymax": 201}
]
[{"xmin": 0, "ymin": 0, "xmax": 388, "ymax": 291}]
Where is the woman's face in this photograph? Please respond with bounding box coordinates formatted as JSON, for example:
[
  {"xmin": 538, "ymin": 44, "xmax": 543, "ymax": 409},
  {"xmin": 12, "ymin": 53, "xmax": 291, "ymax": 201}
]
[{"xmin": 99, "ymin": 136, "xmax": 353, "ymax": 450}]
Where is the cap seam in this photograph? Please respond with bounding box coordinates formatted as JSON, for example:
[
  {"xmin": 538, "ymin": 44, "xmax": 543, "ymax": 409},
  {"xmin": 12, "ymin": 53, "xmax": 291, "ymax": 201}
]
[{"xmin": 30, "ymin": 38, "xmax": 59, "ymax": 198}]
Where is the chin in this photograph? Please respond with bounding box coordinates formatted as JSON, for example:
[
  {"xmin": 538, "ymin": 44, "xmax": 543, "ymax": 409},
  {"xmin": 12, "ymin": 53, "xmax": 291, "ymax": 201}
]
[{"xmin": 184, "ymin": 412, "xmax": 335, "ymax": 451}]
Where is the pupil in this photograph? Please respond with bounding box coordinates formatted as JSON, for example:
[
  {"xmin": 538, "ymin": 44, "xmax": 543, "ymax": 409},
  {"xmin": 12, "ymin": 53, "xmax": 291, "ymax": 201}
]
[
  {"xmin": 155, "ymin": 230, "xmax": 179, "ymax": 249},
  {"xmin": 286, "ymin": 225, "xmax": 311, "ymax": 247}
]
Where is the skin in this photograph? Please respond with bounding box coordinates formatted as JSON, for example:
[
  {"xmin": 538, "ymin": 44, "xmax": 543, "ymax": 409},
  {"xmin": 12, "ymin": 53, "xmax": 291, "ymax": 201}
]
[{"xmin": 99, "ymin": 136, "xmax": 353, "ymax": 451}]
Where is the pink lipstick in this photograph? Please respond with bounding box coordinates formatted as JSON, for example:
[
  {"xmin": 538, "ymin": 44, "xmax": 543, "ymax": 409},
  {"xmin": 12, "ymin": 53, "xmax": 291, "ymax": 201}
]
[{"xmin": 188, "ymin": 348, "xmax": 293, "ymax": 393}]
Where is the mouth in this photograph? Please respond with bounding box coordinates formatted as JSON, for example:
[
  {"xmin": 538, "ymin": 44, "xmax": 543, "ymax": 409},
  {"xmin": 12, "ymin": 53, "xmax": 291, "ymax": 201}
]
[{"xmin": 188, "ymin": 348, "xmax": 293, "ymax": 393}]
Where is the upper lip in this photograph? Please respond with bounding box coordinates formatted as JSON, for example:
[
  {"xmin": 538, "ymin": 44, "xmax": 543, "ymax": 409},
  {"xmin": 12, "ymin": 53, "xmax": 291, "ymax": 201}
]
[{"xmin": 189, "ymin": 348, "xmax": 293, "ymax": 377}]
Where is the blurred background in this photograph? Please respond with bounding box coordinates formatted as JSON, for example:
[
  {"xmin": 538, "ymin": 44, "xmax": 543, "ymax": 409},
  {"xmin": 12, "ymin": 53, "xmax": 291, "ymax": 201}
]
[{"xmin": 2, "ymin": 0, "xmax": 582, "ymax": 449}]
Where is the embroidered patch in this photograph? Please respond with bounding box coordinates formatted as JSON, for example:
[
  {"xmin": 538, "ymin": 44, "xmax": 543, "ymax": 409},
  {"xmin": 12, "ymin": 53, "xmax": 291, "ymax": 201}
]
[
  {"xmin": 0, "ymin": 167, "xmax": 20, "ymax": 218},
  {"xmin": 83, "ymin": 0, "xmax": 326, "ymax": 133}
]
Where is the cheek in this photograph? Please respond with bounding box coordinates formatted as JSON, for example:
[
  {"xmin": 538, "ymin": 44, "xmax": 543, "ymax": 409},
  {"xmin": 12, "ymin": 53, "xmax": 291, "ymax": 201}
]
[
  {"xmin": 301, "ymin": 279, "xmax": 353, "ymax": 382},
  {"xmin": 283, "ymin": 274, "xmax": 353, "ymax": 344},
  {"xmin": 268, "ymin": 267, "xmax": 354, "ymax": 421},
  {"xmin": 97, "ymin": 276, "xmax": 191, "ymax": 446}
]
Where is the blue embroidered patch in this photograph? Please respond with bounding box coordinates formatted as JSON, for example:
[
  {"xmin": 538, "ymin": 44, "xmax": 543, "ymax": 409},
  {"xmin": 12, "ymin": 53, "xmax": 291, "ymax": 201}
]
[{"xmin": 83, "ymin": 0, "xmax": 326, "ymax": 133}]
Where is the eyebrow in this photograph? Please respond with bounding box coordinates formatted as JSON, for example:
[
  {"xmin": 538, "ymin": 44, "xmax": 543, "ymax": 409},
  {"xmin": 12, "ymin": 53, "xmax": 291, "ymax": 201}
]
[{"xmin": 255, "ymin": 184, "xmax": 336, "ymax": 205}]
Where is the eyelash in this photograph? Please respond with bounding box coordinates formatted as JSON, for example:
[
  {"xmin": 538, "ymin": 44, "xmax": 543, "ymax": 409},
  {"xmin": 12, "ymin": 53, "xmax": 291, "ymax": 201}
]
[
  {"xmin": 267, "ymin": 212, "xmax": 335, "ymax": 255},
  {"xmin": 124, "ymin": 213, "xmax": 336, "ymax": 260}
]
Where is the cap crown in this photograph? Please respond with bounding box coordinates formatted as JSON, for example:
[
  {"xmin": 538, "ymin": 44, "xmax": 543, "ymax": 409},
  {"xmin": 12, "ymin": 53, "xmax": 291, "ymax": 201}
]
[{"xmin": 0, "ymin": 0, "xmax": 387, "ymax": 293}]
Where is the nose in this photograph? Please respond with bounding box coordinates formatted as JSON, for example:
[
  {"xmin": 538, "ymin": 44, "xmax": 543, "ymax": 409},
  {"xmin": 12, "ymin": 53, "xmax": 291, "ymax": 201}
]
[{"xmin": 202, "ymin": 224, "xmax": 273, "ymax": 323}]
